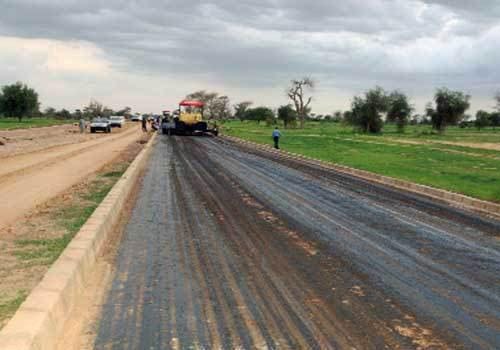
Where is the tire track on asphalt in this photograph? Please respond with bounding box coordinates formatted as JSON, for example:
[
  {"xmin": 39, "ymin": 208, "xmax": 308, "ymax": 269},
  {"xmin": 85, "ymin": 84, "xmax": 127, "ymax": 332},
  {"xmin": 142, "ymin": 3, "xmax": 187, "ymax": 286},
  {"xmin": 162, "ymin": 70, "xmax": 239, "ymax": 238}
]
[
  {"xmin": 175, "ymin": 142, "xmax": 305, "ymax": 348},
  {"xmin": 95, "ymin": 135, "xmax": 499, "ymax": 349},
  {"xmin": 175, "ymin": 139, "xmax": 381, "ymax": 349},
  {"xmin": 177, "ymin": 152, "xmax": 262, "ymax": 348},
  {"xmin": 201, "ymin": 137, "xmax": 499, "ymax": 349},
  {"xmin": 176, "ymin": 137, "xmax": 314, "ymax": 347},
  {"xmin": 180, "ymin": 137, "xmax": 415, "ymax": 349},
  {"xmin": 171, "ymin": 159, "xmax": 246, "ymax": 348}
]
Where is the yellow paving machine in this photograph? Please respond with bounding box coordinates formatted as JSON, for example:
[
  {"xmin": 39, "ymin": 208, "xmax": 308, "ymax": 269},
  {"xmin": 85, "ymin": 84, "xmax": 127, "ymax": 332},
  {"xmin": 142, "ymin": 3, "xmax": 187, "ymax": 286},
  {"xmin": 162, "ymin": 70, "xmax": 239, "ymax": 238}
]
[{"xmin": 161, "ymin": 100, "xmax": 218, "ymax": 136}]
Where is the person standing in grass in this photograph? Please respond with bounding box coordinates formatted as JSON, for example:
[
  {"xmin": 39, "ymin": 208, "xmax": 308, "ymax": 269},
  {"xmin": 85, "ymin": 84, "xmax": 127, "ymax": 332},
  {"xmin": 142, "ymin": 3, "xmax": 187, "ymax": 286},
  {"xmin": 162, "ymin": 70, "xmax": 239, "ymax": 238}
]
[{"xmin": 272, "ymin": 126, "xmax": 282, "ymax": 149}]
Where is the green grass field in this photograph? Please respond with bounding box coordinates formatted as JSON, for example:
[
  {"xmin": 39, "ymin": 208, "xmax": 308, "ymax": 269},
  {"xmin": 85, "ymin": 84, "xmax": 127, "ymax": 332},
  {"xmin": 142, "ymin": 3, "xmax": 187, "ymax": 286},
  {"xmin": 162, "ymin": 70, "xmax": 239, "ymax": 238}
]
[
  {"xmin": 222, "ymin": 121, "xmax": 500, "ymax": 202},
  {"xmin": 0, "ymin": 118, "xmax": 74, "ymax": 130}
]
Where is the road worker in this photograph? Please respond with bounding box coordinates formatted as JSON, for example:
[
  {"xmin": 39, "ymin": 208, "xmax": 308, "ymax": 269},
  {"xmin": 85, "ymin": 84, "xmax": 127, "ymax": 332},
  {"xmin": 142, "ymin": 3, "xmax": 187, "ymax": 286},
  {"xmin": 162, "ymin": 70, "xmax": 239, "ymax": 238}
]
[
  {"xmin": 272, "ymin": 126, "xmax": 282, "ymax": 149},
  {"xmin": 79, "ymin": 117, "xmax": 86, "ymax": 133}
]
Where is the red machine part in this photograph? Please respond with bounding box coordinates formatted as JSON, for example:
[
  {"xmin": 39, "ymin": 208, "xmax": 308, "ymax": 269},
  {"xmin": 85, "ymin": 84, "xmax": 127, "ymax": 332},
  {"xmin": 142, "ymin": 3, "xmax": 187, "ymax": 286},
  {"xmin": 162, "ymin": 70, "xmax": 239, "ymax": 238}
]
[{"xmin": 179, "ymin": 100, "xmax": 204, "ymax": 107}]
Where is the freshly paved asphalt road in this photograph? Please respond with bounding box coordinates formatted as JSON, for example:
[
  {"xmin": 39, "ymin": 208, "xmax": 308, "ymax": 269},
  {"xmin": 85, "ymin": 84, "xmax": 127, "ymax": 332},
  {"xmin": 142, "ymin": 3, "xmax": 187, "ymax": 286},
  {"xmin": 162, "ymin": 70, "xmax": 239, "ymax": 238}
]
[{"xmin": 95, "ymin": 135, "xmax": 500, "ymax": 349}]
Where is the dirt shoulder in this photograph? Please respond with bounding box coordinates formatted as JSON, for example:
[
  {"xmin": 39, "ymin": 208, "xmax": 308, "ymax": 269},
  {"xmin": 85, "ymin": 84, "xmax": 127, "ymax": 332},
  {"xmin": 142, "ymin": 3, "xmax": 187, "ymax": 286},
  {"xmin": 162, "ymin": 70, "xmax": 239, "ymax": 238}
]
[
  {"xmin": 388, "ymin": 137, "xmax": 500, "ymax": 151},
  {"xmin": 0, "ymin": 134, "xmax": 149, "ymax": 330},
  {"xmin": 0, "ymin": 122, "xmax": 139, "ymax": 158},
  {"xmin": 0, "ymin": 125, "xmax": 145, "ymax": 231}
]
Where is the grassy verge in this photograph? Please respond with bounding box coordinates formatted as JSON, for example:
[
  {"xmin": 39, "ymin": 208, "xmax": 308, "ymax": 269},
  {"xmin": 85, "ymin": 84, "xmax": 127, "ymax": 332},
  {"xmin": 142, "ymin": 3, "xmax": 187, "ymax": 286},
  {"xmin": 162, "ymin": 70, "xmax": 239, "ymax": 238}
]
[
  {"xmin": 222, "ymin": 121, "xmax": 500, "ymax": 202},
  {"xmin": 0, "ymin": 136, "xmax": 148, "ymax": 330},
  {"xmin": 0, "ymin": 167, "xmax": 126, "ymax": 325},
  {"xmin": 13, "ymin": 166, "xmax": 128, "ymax": 266},
  {"xmin": 0, "ymin": 291, "xmax": 28, "ymax": 326},
  {"xmin": 0, "ymin": 118, "xmax": 74, "ymax": 130}
]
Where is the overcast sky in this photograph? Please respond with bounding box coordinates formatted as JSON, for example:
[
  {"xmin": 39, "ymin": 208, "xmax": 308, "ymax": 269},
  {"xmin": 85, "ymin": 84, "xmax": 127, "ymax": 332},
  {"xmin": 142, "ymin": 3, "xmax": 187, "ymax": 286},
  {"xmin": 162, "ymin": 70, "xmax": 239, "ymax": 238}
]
[{"xmin": 1, "ymin": 0, "xmax": 499, "ymax": 115}]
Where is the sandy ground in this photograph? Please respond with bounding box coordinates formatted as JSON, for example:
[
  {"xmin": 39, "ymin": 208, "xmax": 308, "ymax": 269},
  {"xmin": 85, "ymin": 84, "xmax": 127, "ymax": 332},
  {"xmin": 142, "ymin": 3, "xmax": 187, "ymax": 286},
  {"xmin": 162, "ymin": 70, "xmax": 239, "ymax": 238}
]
[
  {"xmin": 432, "ymin": 140, "xmax": 500, "ymax": 151},
  {"xmin": 0, "ymin": 138, "xmax": 148, "ymax": 330},
  {"xmin": 0, "ymin": 123, "xmax": 97, "ymax": 158},
  {"xmin": 0, "ymin": 124, "xmax": 145, "ymax": 232},
  {"xmin": 387, "ymin": 137, "xmax": 500, "ymax": 151}
]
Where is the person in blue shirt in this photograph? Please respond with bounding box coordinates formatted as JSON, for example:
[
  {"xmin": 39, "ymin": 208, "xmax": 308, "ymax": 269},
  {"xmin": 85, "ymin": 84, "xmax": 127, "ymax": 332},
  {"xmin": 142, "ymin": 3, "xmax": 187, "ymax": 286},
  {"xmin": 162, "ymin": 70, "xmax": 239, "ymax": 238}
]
[{"xmin": 272, "ymin": 127, "xmax": 282, "ymax": 149}]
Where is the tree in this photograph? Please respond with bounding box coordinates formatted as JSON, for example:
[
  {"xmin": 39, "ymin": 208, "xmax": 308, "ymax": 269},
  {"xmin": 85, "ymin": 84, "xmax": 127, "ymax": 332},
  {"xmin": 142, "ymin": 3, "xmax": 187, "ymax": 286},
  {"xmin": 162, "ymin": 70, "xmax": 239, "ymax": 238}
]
[
  {"xmin": 495, "ymin": 92, "xmax": 500, "ymax": 111},
  {"xmin": 429, "ymin": 88, "xmax": 470, "ymax": 133},
  {"xmin": 185, "ymin": 90, "xmax": 233, "ymax": 120},
  {"xmin": 56, "ymin": 108, "xmax": 72, "ymax": 119},
  {"xmin": 243, "ymin": 107, "xmax": 274, "ymax": 124},
  {"xmin": 103, "ymin": 107, "xmax": 114, "ymax": 118},
  {"xmin": 387, "ymin": 91, "xmax": 413, "ymax": 133},
  {"xmin": 83, "ymin": 99, "xmax": 108, "ymax": 119},
  {"xmin": 424, "ymin": 102, "xmax": 436, "ymax": 124},
  {"xmin": 0, "ymin": 82, "xmax": 39, "ymax": 121},
  {"xmin": 333, "ymin": 111, "xmax": 343, "ymax": 122},
  {"xmin": 208, "ymin": 95, "xmax": 232, "ymax": 120},
  {"xmin": 475, "ymin": 110, "xmax": 490, "ymax": 130},
  {"xmin": 277, "ymin": 104, "xmax": 297, "ymax": 128},
  {"xmin": 342, "ymin": 110, "xmax": 354, "ymax": 125},
  {"xmin": 186, "ymin": 90, "xmax": 218, "ymax": 105},
  {"xmin": 74, "ymin": 109, "xmax": 83, "ymax": 119},
  {"xmin": 186, "ymin": 90, "xmax": 219, "ymax": 117},
  {"xmin": 116, "ymin": 106, "xmax": 132, "ymax": 117},
  {"xmin": 350, "ymin": 86, "xmax": 389, "ymax": 133},
  {"xmin": 234, "ymin": 101, "xmax": 253, "ymax": 121},
  {"xmin": 489, "ymin": 112, "xmax": 500, "ymax": 128},
  {"xmin": 287, "ymin": 77, "xmax": 315, "ymax": 129},
  {"xmin": 44, "ymin": 107, "xmax": 57, "ymax": 118}
]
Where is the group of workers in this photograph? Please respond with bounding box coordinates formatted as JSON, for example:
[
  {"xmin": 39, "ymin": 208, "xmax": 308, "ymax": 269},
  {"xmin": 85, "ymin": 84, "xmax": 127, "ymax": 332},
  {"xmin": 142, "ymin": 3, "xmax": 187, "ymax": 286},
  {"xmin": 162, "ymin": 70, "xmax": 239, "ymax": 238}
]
[{"xmin": 141, "ymin": 115, "xmax": 163, "ymax": 132}]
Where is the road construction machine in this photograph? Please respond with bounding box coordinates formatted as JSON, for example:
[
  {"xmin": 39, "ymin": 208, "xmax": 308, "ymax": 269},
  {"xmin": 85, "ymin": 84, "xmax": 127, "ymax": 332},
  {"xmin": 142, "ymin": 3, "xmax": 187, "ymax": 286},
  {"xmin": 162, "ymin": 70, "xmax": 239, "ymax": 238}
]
[{"xmin": 161, "ymin": 100, "xmax": 218, "ymax": 136}]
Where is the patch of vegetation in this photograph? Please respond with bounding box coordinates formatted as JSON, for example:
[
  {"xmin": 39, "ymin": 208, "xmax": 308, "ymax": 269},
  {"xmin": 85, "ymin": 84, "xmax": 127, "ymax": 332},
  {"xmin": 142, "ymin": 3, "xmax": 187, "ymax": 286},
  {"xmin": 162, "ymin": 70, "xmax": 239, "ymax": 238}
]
[
  {"xmin": 223, "ymin": 121, "xmax": 500, "ymax": 202},
  {"xmin": 14, "ymin": 166, "xmax": 127, "ymax": 265},
  {"xmin": 0, "ymin": 118, "xmax": 73, "ymax": 130},
  {"xmin": 102, "ymin": 170, "xmax": 125, "ymax": 178},
  {"xmin": 0, "ymin": 291, "xmax": 28, "ymax": 325}
]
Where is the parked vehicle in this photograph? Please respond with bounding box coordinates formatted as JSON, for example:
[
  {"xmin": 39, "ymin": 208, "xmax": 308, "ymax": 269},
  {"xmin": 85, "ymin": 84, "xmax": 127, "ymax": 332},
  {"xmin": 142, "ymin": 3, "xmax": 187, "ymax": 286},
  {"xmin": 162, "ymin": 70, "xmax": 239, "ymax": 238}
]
[
  {"xmin": 130, "ymin": 114, "xmax": 142, "ymax": 122},
  {"xmin": 90, "ymin": 118, "xmax": 111, "ymax": 133},
  {"xmin": 109, "ymin": 116, "xmax": 125, "ymax": 128}
]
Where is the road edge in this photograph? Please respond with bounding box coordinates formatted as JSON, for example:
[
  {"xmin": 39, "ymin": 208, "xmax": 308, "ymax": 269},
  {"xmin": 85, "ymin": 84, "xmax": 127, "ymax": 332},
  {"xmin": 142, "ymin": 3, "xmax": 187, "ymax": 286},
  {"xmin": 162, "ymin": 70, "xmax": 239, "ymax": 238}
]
[
  {"xmin": 222, "ymin": 135, "xmax": 500, "ymax": 220},
  {"xmin": 0, "ymin": 133, "xmax": 157, "ymax": 350}
]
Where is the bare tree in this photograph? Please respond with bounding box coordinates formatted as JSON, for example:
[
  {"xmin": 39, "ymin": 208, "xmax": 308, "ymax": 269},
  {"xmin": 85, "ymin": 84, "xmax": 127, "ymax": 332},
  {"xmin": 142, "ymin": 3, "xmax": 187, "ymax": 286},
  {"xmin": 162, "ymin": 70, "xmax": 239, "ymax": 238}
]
[{"xmin": 287, "ymin": 77, "xmax": 315, "ymax": 129}]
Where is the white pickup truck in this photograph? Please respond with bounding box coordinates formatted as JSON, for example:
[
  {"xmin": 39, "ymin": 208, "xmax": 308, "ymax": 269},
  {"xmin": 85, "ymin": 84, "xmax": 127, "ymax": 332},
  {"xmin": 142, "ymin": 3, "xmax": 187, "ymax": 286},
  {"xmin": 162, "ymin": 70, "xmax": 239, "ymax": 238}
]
[{"xmin": 109, "ymin": 116, "xmax": 125, "ymax": 128}]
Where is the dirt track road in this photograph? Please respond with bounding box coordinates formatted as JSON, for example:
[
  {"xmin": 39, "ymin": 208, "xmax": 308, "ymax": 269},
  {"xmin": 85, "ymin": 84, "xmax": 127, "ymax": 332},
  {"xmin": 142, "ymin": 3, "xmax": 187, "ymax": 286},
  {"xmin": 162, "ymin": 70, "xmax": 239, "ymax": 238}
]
[
  {"xmin": 95, "ymin": 136, "xmax": 500, "ymax": 349},
  {"xmin": 0, "ymin": 126, "xmax": 143, "ymax": 231}
]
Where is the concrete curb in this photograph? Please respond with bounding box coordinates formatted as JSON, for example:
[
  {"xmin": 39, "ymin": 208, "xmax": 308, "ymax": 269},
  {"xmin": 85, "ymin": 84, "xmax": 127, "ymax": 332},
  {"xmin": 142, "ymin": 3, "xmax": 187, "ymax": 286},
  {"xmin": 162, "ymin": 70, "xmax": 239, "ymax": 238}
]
[
  {"xmin": 0, "ymin": 133, "xmax": 157, "ymax": 350},
  {"xmin": 222, "ymin": 135, "xmax": 500, "ymax": 220}
]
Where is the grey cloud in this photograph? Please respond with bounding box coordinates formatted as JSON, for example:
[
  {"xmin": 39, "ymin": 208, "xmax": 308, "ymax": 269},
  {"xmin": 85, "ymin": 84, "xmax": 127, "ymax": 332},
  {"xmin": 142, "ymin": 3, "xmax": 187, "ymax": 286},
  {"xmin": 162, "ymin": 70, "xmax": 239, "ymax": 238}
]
[{"xmin": 0, "ymin": 0, "xmax": 499, "ymax": 113}]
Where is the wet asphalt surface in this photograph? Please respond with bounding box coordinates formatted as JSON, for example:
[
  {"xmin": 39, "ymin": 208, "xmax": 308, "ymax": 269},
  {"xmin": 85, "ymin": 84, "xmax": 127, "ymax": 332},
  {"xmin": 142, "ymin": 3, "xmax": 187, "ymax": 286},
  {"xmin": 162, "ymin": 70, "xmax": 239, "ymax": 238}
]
[{"xmin": 94, "ymin": 136, "xmax": 500, "ymax": 349}]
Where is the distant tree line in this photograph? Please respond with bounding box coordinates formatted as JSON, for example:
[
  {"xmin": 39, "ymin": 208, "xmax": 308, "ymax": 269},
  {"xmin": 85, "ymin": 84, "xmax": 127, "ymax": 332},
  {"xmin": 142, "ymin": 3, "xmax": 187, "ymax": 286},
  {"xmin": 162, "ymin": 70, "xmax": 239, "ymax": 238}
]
[
  {"xmin": 0, "ymin": 81, "xmax": 134, "ymax": 121},
  {"xmin": 3, "ymin": 81, "xmax": 500, "ymax": 133},
  {"xmin": 339, "ymin": 87, "xmax": 500, "ymax": 134}
]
